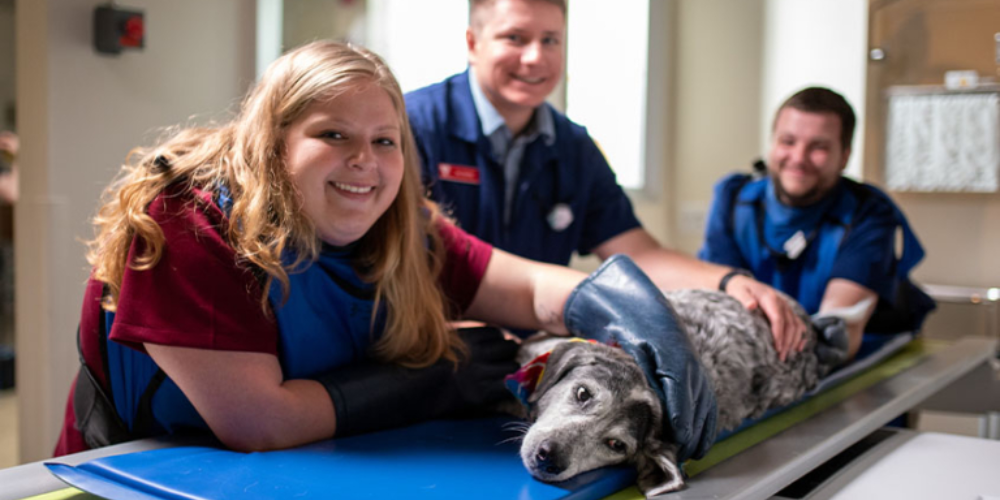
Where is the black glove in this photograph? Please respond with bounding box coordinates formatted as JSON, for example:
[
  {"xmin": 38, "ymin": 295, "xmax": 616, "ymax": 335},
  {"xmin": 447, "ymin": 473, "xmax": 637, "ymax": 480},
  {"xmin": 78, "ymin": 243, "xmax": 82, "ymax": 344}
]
[
  {"xmin": 812, "ymin": 316, "xmax": 850, "ymax": 367},
  {"xmin": 314, "ymin": 326, "xmax": 519, "ymax": 437},
  {"xmin": 563, "ymin": 255, "xmax": 718, "ymax": 462}
]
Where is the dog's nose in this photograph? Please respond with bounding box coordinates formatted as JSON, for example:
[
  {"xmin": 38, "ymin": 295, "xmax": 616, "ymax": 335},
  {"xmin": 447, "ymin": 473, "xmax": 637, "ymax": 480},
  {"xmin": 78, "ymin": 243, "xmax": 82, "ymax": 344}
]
[{"xmin": 535, "ymin": 441, "xmax": 564, "ymax": 476}]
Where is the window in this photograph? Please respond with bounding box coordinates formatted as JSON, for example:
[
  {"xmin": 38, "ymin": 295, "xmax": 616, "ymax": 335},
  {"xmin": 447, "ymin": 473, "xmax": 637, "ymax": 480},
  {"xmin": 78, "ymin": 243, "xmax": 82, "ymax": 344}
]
[
  {"xmin": 565, "ymin": 0, "xmax": 650, "ymax": 191},
  {"xmin": 364, "ymin": 0, "xmax": 469, "ymax": 93}
]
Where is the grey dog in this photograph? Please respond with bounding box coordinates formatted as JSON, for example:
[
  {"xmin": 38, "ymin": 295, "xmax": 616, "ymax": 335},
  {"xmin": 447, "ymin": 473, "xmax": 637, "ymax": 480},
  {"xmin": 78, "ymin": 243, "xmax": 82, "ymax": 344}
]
[{"xmin": 511, "ymin": 289, "xmax": 844, "ymax": 497}]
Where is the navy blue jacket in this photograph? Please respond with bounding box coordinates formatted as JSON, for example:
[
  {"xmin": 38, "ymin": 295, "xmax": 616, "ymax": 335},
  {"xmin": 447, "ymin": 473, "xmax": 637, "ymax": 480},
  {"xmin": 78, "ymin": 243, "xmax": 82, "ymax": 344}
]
[
  {"xmin": 406, "ymin": 71, "xmax": 640, "ymax": 266},
  {"xmin": 699, "ymin": 173, "xmax": 935, "ymax": 333}
]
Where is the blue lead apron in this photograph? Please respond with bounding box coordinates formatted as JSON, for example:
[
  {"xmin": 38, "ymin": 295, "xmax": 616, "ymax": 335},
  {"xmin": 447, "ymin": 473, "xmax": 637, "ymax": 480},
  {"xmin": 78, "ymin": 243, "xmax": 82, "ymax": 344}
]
[
  {"xmin": 731, "ymin": 179, "xmax": 854, "ymax": 314},
  {"xmin": 98, "ymin": 189, "xmax": 384, "ymax": 440},
  {"xmin": 729, "ymin": 176, "xmax": 931, "ymax": 329}
]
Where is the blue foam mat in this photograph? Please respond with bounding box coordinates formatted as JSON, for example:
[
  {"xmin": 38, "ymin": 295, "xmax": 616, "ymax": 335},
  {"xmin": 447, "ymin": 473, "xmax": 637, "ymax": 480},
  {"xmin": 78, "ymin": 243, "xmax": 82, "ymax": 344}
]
[{"xmin": 46, "ymin": 417, "xmax": 636, "ymax": 500}]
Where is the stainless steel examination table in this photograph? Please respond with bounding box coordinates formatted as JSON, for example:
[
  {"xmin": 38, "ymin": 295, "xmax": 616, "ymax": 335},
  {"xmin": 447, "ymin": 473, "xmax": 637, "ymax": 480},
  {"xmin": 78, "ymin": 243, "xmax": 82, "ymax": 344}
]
[{"xmin": 1, "ymin": 337, "xmax": 997, "ymax": 500}]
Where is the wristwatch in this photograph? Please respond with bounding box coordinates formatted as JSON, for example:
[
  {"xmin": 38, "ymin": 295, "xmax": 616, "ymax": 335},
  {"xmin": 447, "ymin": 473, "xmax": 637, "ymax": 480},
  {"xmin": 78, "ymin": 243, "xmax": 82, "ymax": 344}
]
[{"xmin": 718, "ymin": 268, "xmax": 753, "ymax": 292}]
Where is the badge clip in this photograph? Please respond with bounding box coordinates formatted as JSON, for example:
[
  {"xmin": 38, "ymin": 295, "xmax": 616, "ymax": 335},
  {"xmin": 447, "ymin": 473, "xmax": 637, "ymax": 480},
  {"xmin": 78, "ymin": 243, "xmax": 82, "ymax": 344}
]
[
  {"xmin": 783, "ymin": 230, "xmax": 807, "ymax": 260},
  {"xmin": 547, "ymin": 203, "xmax": 573, "ymax": 232}
]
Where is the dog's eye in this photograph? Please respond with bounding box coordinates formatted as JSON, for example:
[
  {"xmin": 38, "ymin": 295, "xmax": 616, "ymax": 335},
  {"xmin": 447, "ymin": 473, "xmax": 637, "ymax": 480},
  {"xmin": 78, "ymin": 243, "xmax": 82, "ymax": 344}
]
[
  {"xmin": 575, "ymin": 386, "xmax": 591, "ymax": 403},
  {"xmin": 606, "ymin": 439, "xmax": 627, "ymax": 454}
]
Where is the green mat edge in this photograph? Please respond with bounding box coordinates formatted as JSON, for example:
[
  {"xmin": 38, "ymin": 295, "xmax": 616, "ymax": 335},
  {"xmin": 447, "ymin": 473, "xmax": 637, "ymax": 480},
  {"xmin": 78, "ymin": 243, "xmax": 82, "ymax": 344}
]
[
  {"xmin": 604, "ymin": 338, "xmax": 945, "ymax": 500},
  {"xmin": 21, "ymin": 487, "xmax": 102, "ymax": 500}
]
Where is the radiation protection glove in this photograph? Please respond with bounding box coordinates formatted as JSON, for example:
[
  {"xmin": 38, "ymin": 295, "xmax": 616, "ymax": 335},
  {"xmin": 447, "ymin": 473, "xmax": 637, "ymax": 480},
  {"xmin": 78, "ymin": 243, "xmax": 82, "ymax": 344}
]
[
  {"xmin": 563, "ymin": 255, "xmax": 718, "ymax": 462},
  {"xmin": 314, "ymin": 326, "xmax": 519, "ymax": 437},
  {"xmin": 811, "ymin": 316, "xmax": 850, "ymax": 367},
  {"xmin": 810, "ymin": 296, "xmax": 875, "ymax": 368}
]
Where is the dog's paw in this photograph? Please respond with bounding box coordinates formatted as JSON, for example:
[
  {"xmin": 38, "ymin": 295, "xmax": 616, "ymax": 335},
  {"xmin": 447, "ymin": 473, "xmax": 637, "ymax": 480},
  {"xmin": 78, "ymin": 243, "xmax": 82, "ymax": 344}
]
[{"xmin": 636, "ymin": 443, "xmax": 685, "ymax": 497}]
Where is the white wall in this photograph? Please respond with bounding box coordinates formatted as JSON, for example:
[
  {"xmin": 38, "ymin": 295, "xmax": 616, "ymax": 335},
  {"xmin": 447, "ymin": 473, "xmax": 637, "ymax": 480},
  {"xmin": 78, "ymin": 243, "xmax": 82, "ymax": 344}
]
[
  {"xmin": 760, "ymin": 0, "xmax": 868, "ymax": 178},
  {"xmin": 669, "ymin": 0, "xmax": 767, "ymax": 255},
  {"xmin": 16, "ymin": 0, "xmax": 255, "ymax": 462}
]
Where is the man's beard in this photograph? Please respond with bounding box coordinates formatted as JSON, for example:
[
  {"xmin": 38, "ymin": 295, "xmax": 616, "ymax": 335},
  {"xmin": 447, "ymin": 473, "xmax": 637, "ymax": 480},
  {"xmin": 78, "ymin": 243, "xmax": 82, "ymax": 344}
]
[{"xmin": 770, "ymin": 171, "xmax": 825, "ymax": 207}]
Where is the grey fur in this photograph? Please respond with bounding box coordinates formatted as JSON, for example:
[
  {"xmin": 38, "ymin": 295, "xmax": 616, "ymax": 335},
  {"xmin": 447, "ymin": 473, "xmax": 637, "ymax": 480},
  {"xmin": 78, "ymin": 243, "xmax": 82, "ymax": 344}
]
[
  {"xmin": 515, "ymin": 289, "xmax": 835, "ymax": 497},
  {"xmin": 665, "ymin": 289, "xmax": 830, "ymax": 431}
]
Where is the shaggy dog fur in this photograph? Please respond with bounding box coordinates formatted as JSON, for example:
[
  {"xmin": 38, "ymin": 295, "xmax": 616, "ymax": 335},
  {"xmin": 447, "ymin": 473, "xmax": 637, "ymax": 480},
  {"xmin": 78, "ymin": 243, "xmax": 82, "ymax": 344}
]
[
  {"xmin": 514, "ymin": 289, "xmax": 839, "ymax": 497},
  {"xmin": 666, "ymin": 289, "xmax": 830, "ymax": 431}
]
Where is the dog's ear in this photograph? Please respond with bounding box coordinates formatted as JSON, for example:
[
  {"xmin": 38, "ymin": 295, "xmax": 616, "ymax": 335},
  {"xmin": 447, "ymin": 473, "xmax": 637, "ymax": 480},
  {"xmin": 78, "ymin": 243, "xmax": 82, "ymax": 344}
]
[
  {"xmin": 635, "ymin": 440, "xmax": 685, "ymax": 497},
  {"xmin": 528, "ymin": 341, "xmax": 594, "ymax": 404}
]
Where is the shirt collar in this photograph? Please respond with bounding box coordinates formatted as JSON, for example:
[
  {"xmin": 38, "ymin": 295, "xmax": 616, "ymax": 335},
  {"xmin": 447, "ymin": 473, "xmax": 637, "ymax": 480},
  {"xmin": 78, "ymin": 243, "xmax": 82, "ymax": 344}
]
[
  {"xmin": 468, "ymin": 67, "xmax": 556, "ymax": 146},
  {"xmin": 764, "ymin": 179, "xmax": 845, "ymax": 231},
  {"xmin": 534, "ymin": 102, "xmax": 556, "ymax": 146},
  {"xmin": 469, "ymin": 67, "xmax": 508, "ymax": 137}
]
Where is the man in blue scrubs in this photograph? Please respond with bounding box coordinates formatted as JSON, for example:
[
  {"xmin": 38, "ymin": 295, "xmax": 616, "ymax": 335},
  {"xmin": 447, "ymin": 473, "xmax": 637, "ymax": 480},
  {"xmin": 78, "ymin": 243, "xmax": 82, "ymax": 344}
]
[
  {"xmin": 699, "ymin": 87, "xmax": 935, "ymax": 359},
  {"xmin": 406, "ymin": 0, "xmax": 807, "ymax": 359}
]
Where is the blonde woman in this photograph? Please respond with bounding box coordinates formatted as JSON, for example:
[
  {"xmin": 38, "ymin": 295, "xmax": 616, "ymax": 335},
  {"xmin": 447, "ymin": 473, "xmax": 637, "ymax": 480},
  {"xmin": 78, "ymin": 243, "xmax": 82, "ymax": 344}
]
[{"xmin": 55, "ymin": 41, "xmax": 717, "ymax": 462}]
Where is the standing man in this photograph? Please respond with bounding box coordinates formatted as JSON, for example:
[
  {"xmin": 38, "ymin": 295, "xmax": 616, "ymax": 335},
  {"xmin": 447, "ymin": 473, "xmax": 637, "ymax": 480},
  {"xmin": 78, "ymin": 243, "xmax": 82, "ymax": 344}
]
[
  {"xmin": 405, "ymin": 0, "xmax": 805, "ymax": 358},
  {"xmin": 699, "ymin": 87, "xmax": 935, "ymax": 359}
]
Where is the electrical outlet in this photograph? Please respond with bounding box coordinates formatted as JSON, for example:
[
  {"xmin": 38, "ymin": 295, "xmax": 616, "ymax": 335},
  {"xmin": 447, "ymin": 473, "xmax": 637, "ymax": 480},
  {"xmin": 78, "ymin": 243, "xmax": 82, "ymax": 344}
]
[{"xmin": 678, "ymin": 203, "xmax": 707, "ymax": 236}]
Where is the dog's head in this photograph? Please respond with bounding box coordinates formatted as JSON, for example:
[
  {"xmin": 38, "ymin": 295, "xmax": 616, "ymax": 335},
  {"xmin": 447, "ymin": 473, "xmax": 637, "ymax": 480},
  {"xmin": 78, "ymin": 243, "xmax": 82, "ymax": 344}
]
[{"xmin": 519, "ymin": 341, "xmax": 685, "ymax": 496}]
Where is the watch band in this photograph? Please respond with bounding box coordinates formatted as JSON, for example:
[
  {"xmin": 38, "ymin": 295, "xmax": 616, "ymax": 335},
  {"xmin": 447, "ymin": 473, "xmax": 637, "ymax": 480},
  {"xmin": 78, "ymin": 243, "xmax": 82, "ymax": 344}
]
[{"xmin": 718, "ymin": 269, "xmax": 752, "ymax": 292}]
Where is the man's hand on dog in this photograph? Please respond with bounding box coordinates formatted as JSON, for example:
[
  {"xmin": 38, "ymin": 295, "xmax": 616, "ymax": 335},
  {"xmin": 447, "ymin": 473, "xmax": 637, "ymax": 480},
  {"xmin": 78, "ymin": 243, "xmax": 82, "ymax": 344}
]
[{"xmin": 723, "ymin": 274, "xmax": 808, "ymax": 362}]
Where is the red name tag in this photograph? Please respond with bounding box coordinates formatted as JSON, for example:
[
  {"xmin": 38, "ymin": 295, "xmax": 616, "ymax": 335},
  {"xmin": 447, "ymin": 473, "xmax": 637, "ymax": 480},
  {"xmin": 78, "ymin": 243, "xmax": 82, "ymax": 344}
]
[{"xmin": 438, "ymin": 163, "xmax": 480, "ymax": 185}]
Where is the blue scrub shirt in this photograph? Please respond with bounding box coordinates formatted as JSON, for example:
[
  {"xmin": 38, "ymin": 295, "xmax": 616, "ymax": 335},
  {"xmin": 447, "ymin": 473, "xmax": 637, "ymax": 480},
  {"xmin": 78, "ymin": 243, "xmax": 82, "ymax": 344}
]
[{"xmin": 406, "ymin": 70, "xmax": 641, "ymax": 266}]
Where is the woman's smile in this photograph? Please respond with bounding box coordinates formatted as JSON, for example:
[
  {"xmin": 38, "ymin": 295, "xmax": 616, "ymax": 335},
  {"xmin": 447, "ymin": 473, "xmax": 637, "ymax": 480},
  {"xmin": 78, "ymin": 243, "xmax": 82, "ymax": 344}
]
[{"xmin": 330, "ymin": 181, "xmax": 376, "ymax": 195}]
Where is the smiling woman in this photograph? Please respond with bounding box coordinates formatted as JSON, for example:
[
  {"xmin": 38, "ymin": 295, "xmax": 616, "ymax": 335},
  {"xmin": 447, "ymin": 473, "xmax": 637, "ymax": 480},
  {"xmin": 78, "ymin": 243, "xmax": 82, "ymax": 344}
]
[
  {"xmin": 283, "ymin": 85, "xmax": 405, "ymax": 246},
  {"xmin": 53, "ymin": 40, "xmax": 521, "ymax": 456}
]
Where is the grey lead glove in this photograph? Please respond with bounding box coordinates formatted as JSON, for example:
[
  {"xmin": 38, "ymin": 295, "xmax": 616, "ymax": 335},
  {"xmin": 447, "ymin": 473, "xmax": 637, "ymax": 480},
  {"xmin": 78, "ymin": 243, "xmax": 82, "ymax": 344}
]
[
  {"xmin": 812, "ymin": 316, "xmax": 850, "ymax": 367},
  {"xmin": 563, "ymin": 255, "xmax": 718, "ymax": 462},
  {"xmin": 315, "ymin": 326, "xmax": 519, "ymax": 437}
]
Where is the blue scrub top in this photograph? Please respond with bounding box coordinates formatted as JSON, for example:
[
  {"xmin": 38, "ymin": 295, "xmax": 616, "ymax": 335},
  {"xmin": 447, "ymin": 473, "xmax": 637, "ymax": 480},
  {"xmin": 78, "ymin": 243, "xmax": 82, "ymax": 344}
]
[
  {"xmin": 699, "ymin": 173, "xmax": 934, "ymax": 332},
  {"xmin": 406, "ymin": 71, "xmax": 641, "ymax": 266}
]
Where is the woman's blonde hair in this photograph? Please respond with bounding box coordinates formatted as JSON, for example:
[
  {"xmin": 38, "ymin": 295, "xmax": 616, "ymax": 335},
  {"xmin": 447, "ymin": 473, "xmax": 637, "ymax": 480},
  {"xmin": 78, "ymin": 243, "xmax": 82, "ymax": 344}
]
[{"xmin": 87, "ymin": 40, "xmax": 460, "ymax": 367}]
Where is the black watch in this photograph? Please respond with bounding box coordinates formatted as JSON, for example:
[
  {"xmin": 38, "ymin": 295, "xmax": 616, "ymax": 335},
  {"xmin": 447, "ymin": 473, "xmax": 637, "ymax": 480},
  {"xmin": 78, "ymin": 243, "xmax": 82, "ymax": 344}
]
[{"xmin": 718, "ymin": 269, "xmax": 752, "ymax": 292}]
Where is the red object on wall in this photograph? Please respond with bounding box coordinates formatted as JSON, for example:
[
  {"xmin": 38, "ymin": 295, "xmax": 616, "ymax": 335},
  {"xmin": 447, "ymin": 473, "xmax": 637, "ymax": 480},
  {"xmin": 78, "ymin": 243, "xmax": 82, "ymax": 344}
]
[
  {"xmin": 120, "ymin": 15, "xmax": 144, "ymax": 48},
  {"xmin": 94, "ymin": 5, "xmax": 144, "ymax": 55}
]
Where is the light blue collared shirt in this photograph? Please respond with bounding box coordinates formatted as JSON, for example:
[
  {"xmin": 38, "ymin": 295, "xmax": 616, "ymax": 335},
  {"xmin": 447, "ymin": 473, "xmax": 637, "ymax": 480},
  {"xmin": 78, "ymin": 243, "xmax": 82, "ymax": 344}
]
[{"xmin": 468, "ymin": 68, "xmax": 556, "ymax": 225}]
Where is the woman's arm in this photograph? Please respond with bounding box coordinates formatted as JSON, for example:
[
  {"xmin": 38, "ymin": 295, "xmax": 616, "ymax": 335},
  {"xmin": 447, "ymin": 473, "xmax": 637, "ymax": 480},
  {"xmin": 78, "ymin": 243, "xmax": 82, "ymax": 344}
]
[
  {"xmin": 463, "ymin": 248, "xmax": 586, "ymax": 333},
  {"xmin": 145, "ymin": 344, "xmax": 336, "ymax": 452}
]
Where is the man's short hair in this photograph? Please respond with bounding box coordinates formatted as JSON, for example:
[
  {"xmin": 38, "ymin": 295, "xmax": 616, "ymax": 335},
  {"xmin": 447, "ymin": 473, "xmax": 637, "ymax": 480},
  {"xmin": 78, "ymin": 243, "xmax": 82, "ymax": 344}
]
[
  {"xmin": 469, "ymin": 0, "xmax": 567, "ymax": 31},
  {"xmin": 774, "ymin": 87, "xmax": 856, "ymax": 151}
]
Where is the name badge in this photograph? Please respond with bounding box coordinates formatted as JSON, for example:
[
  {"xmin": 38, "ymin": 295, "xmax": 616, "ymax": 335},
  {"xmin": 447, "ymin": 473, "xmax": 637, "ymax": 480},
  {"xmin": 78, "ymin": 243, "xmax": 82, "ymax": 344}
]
[
  {"xmin": 547, "ymin": 203, "xmax": 574, "ymax": 232},
  {"xmin": 438, "ymin": 163, "xmax": 480, "ymax": 185},
  {"xmin": 783, "ymin": 230, "xmax": 807, "ymax": 260}
]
